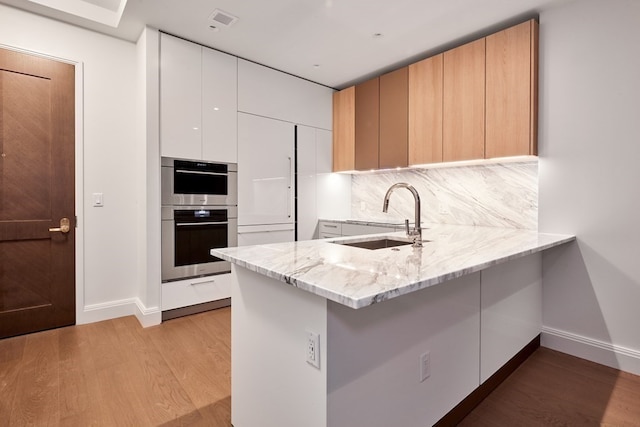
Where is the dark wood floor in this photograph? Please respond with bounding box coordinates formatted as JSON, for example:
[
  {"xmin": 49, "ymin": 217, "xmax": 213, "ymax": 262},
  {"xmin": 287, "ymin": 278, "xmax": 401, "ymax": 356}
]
[{"xmin": 1, "ymin": 308, "xmax": 640, "ymax": 426}]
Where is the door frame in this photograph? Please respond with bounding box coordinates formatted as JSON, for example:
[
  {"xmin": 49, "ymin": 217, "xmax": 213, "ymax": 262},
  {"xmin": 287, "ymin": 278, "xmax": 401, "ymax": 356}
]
[{"xmin": 1, "ymin": 43, "xmax": 86, "ymax": 325}]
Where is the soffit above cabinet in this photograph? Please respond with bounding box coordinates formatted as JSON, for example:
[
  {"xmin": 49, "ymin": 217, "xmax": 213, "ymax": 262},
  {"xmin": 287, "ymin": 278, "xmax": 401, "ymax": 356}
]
[{"xmin": 1, "ymin": 0, "xmax": 565, "ymax": 88}]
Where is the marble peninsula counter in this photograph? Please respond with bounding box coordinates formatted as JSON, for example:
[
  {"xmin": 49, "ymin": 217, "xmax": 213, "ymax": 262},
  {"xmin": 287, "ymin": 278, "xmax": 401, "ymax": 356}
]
[
  {"xmin": 212, "ymin": 224, "xmax": 575, "ymax": 427},
  {"xmin": 211, "ymin": 224, "xmax": 574, "ymax": 309}
]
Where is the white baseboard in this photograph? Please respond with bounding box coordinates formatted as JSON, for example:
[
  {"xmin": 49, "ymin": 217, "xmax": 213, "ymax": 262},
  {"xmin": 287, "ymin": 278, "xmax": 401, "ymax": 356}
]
[
  {"xmin": 542, "ymin": 327, "xmax": 640, "ymax": 376},
  {"xmin": 135, "ymin": 299, "xmax": 162, "ymax": 327},
  {"xmin": 77, "ymin": 298, "xmax": 161, "ymax": 328}
]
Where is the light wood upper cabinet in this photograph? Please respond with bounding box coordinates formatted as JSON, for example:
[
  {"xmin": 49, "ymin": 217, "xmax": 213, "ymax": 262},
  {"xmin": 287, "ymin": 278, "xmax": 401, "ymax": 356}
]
[
  {"xmin": 485, "ymin": 19, "xmax": 538, "ymax": 158},
  {"xmin": 332, "ymin": 19, "xmax": 538, "ymax": 171},
  {"xmin": 354, "ymin": 77, "xmax": 380, "ymax": 170},
  {"xmin": 443, "ymin": 38, "xmax": 486, "ymax": 162},
  {"xmin": 379, "ymin": 67, "xmax": 409, "ymax": 169},
  {"xmin": 408, "ymin": 54, "xmax": 443, "ymax": 165},
  {"xmin": 332, "ymin": 87, "xmax": 355, "ymax": 172}
]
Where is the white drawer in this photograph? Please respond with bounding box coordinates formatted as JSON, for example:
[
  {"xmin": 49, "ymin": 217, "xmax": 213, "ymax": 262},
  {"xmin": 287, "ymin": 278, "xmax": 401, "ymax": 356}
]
[
  {"xmin": 162, "ymin": 273, "xmax": 233, "ymax": 311},
  {"xmin": 319, "ymin": 221, "xmax": 342, "ymax": 235},
  {"xmin": 318, "ymin": 231, "xmax": 341, "ymax": 239}
]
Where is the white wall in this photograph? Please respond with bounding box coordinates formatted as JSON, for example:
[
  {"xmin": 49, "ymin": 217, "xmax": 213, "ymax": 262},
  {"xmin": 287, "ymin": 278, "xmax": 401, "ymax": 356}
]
[
  {"xmin": 539, "ymin": 0, "xmax": 640, "ymax": 374},
  {"xmin": 0, "ymin": 4, "xmax": 143, "ymax": 323}
]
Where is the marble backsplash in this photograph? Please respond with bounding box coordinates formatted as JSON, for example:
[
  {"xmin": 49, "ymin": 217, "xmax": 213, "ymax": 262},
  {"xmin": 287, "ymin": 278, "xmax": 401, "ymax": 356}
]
[{"xmin": 350, "ymin": 161, "xmax": 538, "ymax": 230}]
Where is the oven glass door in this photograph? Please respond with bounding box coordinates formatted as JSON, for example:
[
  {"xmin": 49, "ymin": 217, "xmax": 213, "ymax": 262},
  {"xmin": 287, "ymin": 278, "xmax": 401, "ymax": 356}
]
[
  {"xmin": 173, "ymin": 159, "xmax": 228, "ymax": 196},
  {"xmin": 174, "ymin": 209, "xmax": 228, "ymax": 266}
]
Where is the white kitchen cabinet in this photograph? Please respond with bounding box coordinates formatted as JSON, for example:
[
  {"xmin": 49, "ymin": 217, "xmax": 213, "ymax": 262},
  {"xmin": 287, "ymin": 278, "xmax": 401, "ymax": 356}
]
[
  {"xmin": 160, "ymin": 33, "xmax": 238, "ymax": 162},
  {"xmin": 202, "ymin": 46, "xmax": 238, "ymax": 163},
  {"xmin": 238, "ymin": 112, "xmax": 295, "ymax": 227},
  {"xmin": 297, "ymin": 125, "xmax": 318, "ymax": 241},
  {"xmin": 480, "ymin": 252, "xmax": 542, "ymax": 383},
  {"xmin": 237, "ymin": 224, "xmax": 295, "ymax": 246},
  {"xmin": 161, "ymin": 273, "xmax": 232, "ymax": 311},
  {"xmin": 160, "ymin": 33, "xmax": 202, "ymax": 160},
  {"xmin": 237, "ymin": 59, "xmax": 333, "ymax": 130}
]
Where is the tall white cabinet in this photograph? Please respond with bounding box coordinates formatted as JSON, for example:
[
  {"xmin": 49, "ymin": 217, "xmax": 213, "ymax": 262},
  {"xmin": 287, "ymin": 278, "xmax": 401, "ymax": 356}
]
[
  {"xmin": 236, "ymin": 59, "xmax": 336, "ymax": 246},
  {"xmin": 160, "ymin": 33, "xmax": 237, "ymax": 162},
  {"xmin": 237, "ymin": 113, "xmax": 295, "ymax": 234}
]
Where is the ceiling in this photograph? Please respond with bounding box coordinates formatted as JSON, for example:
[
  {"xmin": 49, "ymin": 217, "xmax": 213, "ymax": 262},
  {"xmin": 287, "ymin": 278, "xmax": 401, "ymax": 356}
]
[{"xmin": 1, "ymin": 0, "xmax": 570, "ymax": 89}]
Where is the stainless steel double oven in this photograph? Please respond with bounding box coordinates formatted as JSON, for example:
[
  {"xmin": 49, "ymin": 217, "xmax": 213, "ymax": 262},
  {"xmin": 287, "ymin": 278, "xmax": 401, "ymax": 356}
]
[{"xmin": 161, "ymin": 157, "xmax": 238, "ymax": 282}]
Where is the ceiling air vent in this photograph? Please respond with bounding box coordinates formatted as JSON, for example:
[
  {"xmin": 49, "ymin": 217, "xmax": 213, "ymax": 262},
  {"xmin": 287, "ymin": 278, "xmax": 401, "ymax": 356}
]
[{"xmin": 208, "ymin": 9, "xmax": 239, "ymax": 29}]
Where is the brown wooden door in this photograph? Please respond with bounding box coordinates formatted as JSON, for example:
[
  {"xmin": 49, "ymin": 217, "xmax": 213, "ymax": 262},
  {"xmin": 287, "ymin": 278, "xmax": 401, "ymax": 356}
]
[{"xmin": 0, "ymin": 47, "xmax": 75, "ymax": 339}]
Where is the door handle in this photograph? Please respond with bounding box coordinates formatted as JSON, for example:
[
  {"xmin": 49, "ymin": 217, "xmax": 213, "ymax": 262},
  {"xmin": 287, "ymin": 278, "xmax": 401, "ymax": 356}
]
[{"xmin": 49, "ymin": 217, "xmax": 71, "ymax": 233}]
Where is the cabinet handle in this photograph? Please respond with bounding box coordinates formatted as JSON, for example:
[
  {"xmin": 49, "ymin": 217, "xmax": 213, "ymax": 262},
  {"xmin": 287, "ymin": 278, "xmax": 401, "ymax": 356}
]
[
  {"xmin": 287, "ymin": 156, "xmax": 293, "ymax": 218},
  {"xmin": 190, "ymin": 279, "xmax": 215, "ymax": 286},
  {"xmin": 324, "ymin": 224, "xmax": 338, "ymax": 228}
]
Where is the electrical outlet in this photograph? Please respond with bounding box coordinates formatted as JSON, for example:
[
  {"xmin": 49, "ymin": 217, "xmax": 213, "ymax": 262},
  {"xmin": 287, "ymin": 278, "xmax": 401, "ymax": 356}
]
[
  {"xmin": 306, "ymin": 330, "xmax": 320, "ymax": 369},
  {"xmin": 419, "ymin": 351, "xmax": 431, "ymax": 382}
]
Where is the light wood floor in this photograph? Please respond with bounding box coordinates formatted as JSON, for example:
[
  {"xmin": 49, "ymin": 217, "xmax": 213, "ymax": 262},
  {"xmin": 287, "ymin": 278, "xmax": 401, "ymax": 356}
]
[
  {"xmin": 0, "ymin": 308, "xmax": 231, "ymax": 426},
  {"xmin": 2, "ymin": 308, "xmax": 640, "ymax": 426}
]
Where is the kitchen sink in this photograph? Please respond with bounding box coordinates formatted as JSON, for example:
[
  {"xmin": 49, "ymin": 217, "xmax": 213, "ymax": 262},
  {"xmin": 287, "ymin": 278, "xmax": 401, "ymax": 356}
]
[{"xmin": 333, "ymin": 237, "xmax": 415, "ymax": 250}]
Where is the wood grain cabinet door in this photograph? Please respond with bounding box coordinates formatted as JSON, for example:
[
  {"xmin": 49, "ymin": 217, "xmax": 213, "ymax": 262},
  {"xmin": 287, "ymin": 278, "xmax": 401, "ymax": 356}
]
[
  {"xmin": 485, "ymin": 19, "xmax": 538, "ymax": 158},
  {"xmin": 443, "ymin": 38, "xmax": 486, "ymax": 162},
  {"xmin": 332, "ymin": 87, "xmax": 355, "ymax": 172},
  {"xmin": 409, "ymin": 54, "xmax": 443, "ymax": 165},
  {"xmin": 354, "ymin": 77, "xmax": 380, "ymax": 170},
  {"xmin": 379, "ymin": 67, "xmax": 408, "ymax": 169}
]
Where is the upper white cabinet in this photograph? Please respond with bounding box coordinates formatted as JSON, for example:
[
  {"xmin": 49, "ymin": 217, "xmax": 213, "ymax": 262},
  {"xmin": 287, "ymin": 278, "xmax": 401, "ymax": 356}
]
[
  {"xmin": 237, "ymin": 59, "xmax": 333, "ymax": 130},
  {"xmin": 160, "ymin": 33, "xmax": 237, "ymax": 162},
  {"xmin": 202, "ymin": 46, "xmax": 238, "ymax": 163},
  {"xmin": 160, "ymin": 34, "xmax": 202, "ymax": 160}
]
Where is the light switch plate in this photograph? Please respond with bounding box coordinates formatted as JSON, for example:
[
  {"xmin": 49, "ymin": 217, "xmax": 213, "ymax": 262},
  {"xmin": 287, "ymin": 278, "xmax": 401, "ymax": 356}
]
[{"xmin": 92, "ymin": 193, "xmax": 104, "ymax": 207}]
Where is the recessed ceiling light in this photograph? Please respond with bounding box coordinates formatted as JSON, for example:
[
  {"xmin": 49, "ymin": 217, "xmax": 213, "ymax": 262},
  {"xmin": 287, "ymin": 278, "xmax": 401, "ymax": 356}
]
[
  {"xmin": 313, "ymin": 64, "xmax": 320, "ymax": 68},
  {"xmin": 209, "ymin": 25, "xmax": 220, "ymax": 32},
  {"xmin": 373, "ymin": 33, "xmax": 383, "ymax": 38}
]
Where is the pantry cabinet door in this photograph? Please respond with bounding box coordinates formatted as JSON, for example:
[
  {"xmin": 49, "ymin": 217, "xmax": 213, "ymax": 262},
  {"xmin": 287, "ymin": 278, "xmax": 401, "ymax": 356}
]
[
  {"xmin": 160, "ymin": 33, "xmax": 202, "ymax": 160},
  {"xmin": 202, "ymin": 47, "xmax": 238, "ymax": 163}
]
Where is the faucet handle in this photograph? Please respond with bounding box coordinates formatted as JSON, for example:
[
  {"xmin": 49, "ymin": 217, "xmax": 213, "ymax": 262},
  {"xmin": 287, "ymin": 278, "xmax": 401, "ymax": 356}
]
[{"xmin": 404, "ymin": 219, "xmax": 410, "ymax": 235}]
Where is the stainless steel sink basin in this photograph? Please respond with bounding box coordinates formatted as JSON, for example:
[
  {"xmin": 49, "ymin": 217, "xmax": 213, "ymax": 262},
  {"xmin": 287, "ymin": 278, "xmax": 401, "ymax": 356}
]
[{"xmin": 334, "ymin": 237, "xmax": 414, "ymax": 250}]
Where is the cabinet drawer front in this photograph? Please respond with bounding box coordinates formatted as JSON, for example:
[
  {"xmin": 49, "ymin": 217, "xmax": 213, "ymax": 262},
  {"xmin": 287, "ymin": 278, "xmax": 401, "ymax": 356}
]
[
  {"xmin": 162, "ymin": 274, "xmax": 233, "ymax": 311},
  {"xmin": 319, "ymin": 221, "xmax": 342, "ymax": 235},
  {"xmin": 318, "ymin": 232, "xmax": 341, "ymax": 239}
]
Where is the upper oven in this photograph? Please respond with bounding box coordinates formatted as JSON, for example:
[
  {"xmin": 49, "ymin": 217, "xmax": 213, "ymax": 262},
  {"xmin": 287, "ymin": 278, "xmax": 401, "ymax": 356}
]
[{"xmin": 162, "ymin": 157, "xmax": 238, "ymax": 206}]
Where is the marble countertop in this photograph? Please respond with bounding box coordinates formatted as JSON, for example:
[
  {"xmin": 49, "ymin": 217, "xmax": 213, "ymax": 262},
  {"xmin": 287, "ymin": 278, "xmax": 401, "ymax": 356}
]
[{"xmin": 211, "ymin": 224, "xmax": 575, "ymax": 309}]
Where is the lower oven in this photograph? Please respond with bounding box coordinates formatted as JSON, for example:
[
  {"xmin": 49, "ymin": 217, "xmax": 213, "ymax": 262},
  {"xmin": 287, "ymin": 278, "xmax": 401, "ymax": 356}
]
[{"xmin": 161, "ymin": 205, "xmax": 238, "ymax": 282}]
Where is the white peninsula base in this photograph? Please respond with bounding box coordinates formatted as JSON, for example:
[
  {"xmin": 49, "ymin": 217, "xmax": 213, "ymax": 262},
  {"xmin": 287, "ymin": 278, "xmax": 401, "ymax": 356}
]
[{"xmin": 230, "ymin": 252, "xmax": 542, "ymax": 427}]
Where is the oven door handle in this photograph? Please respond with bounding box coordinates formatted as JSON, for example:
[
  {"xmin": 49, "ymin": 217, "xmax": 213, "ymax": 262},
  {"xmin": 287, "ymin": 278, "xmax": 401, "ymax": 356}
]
[
  {"xmin": 175, "ymin": 169, "xmax": 228, "ymax": 176},
  {"xmin": 176, "ymin": 221, "xmax": 229, "ymax": 226}
]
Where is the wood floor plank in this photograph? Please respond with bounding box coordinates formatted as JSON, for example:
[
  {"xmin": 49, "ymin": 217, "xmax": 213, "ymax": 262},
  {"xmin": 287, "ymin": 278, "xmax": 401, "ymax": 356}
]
[
  {"xmin": 2, "ymin": 308, "xmax": 640, "ymax": 426},
  {"xmin": 0, "ymin": 334, "xmax": 26, "ymax": 364},
  {"xmin": 148, "ymin": 314, "xmax": 231, "ymax": 410},
  {"xmin": 57, "ymin": 323, "xmax": 108, "ymax": 426},
  {"xmin": 9, "ymin": 329, "xmax": 60, "ymax": 425},
  {"xmin": 110, "ymin": 316, "xmax": 202, "ymax": 425},
  {"xmin": 461, "ymin": 347, "xmax": 640, "ymax": 426}
]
